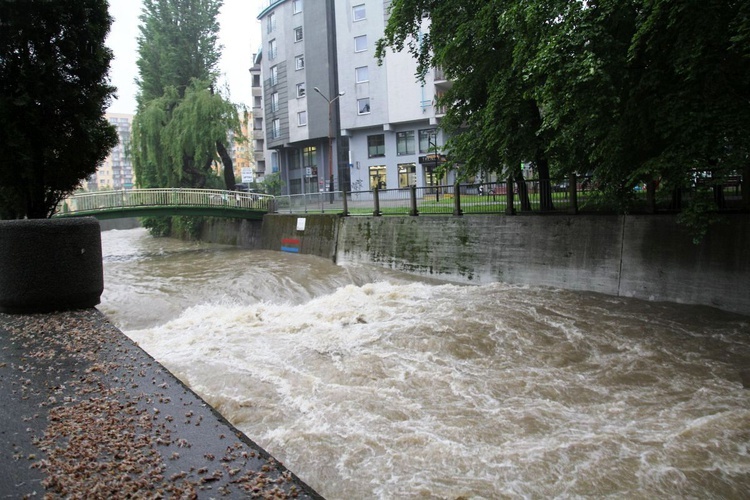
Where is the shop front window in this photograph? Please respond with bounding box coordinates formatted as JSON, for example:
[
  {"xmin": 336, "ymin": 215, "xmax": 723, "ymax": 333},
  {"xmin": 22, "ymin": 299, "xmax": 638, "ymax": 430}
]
[
  {"xmin": 369, "ymin": 165, "xmax": 386, "ymax": 190},
  {"xmin": 398, "ymin": 163, "xmax": 416, "ymax": 188}
]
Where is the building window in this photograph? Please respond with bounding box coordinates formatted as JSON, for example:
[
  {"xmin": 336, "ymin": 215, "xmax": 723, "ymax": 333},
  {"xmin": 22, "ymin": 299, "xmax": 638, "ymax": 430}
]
[
  {"xmin": 268, "ymin": 39, "xmax": 277, "ymax": 61},
  {"xmin": 353, "ymin": 4, "xmax": 366, "ymax": 21},
  {"xmin": 270, "ymin": 65, "xmax": 278, "ymax": 85},
  {"xmin": 293, "ymin": 0, "xmax": 302, "ymax": 14},
  {"xmin": 254, "ymin": 95, "xmax": 262, "ymax": 108},
  {"xmin": 302, "ymin": 146, "xmax": 316, "ymax": 168},
  {"xmin": 354, "ymin": 35, "xmax": 367, "ymax": 52},
  {"xmin": 298, "ymin": 111, "xmax": 307, "ymax": 126},
  {"xmin": 357, "ymin": 98, "xmax": 370, "ymax": 114},
  {"xmin": 295, "ymin": 55, "xmax": 304, "ymax": 70},
  {"xmin": 266, "ymin": 12, "xmax": 275, "ymax": 33},
  {"xmin": 270, "ymin": 92, "xmax": 279, "ymax": 112},
  {"xmin": 397, "ymin": 131, "xmax": 415, "ymax": 155},
  {"xmin": 398, "ymin": 163, "xmax": 417, "ymax": 187},
  {"xmin": 355, "ymin": 66, "xmax": 368, "ymax": 83},
  {"xmin": 252, "ymin": 74, "xmax": 261, "ymax": 87},
  {"xmin": 367, "ymin": 134, "xmax": 385, "ymax": 158},
  {"xmin": 254, "ymin": 117, "xmax": 263, "ymax": 130},
  {"xmin": 296, "ymin": 82, "xmax": 306, "ymax": 98},
  {"xmin": 271, "ymin": 119, "xmax": 280, "ymax": 139},
  {"xmin": 419, "ymin": 129, "xmax": 438, "ymax": 153},
  {"xmin": 369, "ymin": 165, "xmax": 386, "ymax": 189},
  {"xmin": 294, "ymin": 26, "xmax": 303, "ymax": 42}
]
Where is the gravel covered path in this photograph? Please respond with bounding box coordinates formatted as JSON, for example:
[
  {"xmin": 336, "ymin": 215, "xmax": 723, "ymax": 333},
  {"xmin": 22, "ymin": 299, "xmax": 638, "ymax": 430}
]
[{"xmin": 0, "ymin": 309, "xmax": 323, "ymax": 499}]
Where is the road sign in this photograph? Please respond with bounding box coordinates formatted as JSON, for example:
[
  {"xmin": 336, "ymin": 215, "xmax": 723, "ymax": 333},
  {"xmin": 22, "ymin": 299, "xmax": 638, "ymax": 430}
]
[{"xmin": 241, "ymin": 168, "xmax": 254, "ymax": 183}]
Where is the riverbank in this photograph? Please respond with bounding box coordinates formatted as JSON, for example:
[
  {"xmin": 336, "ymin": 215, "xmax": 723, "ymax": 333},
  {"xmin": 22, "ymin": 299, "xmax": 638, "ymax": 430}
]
[
  {"xmin": 198, "ymin": 212, "xmax": 750, "ymax": 317},
  {"xmin": 0, "ymin": 308, "xmax": 322, "ymax": 498}
]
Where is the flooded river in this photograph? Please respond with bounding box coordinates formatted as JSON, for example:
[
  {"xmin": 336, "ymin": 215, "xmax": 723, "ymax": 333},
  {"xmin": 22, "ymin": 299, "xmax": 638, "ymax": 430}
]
[{"xmin": 100, "ymin": 227, "xmax": 750, "ymax": 499}]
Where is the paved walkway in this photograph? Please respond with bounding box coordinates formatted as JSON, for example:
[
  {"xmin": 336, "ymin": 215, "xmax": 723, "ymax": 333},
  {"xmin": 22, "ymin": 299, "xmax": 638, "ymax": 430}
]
[{"xmin": 0, "ymin": 309, "xmax": 322, "ymax": 498}]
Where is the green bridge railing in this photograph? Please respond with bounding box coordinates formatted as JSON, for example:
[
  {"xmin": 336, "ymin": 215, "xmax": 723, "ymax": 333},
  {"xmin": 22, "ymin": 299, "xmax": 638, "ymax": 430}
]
[{"xmin": 55, "ymin": 188, "xmax": 275, "ymax": 220}]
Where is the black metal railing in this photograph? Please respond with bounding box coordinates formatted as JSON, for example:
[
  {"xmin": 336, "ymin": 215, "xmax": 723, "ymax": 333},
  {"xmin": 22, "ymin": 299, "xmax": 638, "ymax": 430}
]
[{"xmin": 272, "ymin": 174, "xmax": 744, "ymax": 216}]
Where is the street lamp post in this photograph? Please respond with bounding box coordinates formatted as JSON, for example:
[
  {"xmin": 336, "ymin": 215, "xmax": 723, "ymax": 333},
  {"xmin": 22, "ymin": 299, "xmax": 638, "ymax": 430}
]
[{"xmin": 314, "ymin": 87, "xmax": 345, "ymax": 203}]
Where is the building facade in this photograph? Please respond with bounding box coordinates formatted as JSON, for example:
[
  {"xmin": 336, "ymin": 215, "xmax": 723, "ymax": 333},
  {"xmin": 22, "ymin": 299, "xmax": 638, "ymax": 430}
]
[
  {"xmin": 257, "ymin": 0, "xmax": 450, "ymax": 196},
  {"xmin": 87, "ymin": 113, "xmax": 135, "ymax": 191},
  {"xmin": 250, "ymin": 52, "xmax": 268, "ymax": 182}
]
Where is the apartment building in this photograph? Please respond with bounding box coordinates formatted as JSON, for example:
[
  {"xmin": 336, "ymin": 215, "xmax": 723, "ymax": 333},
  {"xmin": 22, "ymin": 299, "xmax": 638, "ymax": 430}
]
[
  {"xmin": 257, "ymin": 0, "xmax": 449, "ymax": 196},
  {"xmin": 87, "ymin": 112, "xmax": 135, "ymax": 191},
  {"xmin": 250, "ymin": 52, "xmax": 268, "ymax": 181}
]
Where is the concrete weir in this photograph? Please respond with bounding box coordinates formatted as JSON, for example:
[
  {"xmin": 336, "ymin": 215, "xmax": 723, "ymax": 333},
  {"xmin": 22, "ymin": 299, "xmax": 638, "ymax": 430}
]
[{"xmin": 0, "ymin": 309, "xmax": 322, "ymax": 498}]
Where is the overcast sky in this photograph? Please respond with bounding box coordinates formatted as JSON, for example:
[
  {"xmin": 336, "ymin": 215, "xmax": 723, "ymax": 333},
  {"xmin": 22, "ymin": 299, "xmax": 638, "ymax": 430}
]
[{"xmin": 106, "ymin": 0, "xmax": 262, "ymax": 115}]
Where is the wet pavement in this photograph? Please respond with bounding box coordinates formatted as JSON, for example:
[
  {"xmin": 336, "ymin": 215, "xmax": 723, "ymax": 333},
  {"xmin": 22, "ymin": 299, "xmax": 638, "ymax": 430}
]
[{"xmin": 0, "ymin": 309, "xmax": 323, "ymax": 498}]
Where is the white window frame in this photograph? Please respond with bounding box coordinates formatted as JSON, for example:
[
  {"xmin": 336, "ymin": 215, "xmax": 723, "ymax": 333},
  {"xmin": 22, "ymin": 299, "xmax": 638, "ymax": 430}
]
[
  {"xmin": 296, "ymin": 82, "xmax": 306, "ymax": 98},
  {"xmin": 295, "ymin": 55, "xmax": 305, "ymax": 70},
  {"xmin": 353, "ymin": 4, "xmax": 366, "ymax": 22},
  {"xmin": 293, "ymin": 0, "xmax": 302, "ymax": 14},
  {"xmin": 294, "ymin": 26, "xmax": 303, "ymax": 42},
  {"xmin": 266, "ymin": 12, "xmax": 275, "ymax": 33},
  {"xmin": 270, "ymin": 92, "xmax": 279, "ymax": 112},
  {"xmin": 357, "ymin": 97, "xmax": 370, "ymax": 115},
  {"xmin": 271, "ymin": 119, "xmax": 280, "ymax": 139},
  {"xmin": 355, "ymin": 66, "xmax": 369, "ymax": 83},
  {"xmin": 354, "ymin": 35, "xmax": 367, "ymax": 52},
  {"xmin": 298, "ymin": 111, "xmax": 307, "ymax": 126},
  {"xmin": 270, "ymin": 65, "xmax": 278, "ymax": 86},
  {"xmin": 397, "ymin": 130, "xmax": 416, "ymax": 156},
  {"xmin": 268, "ymin": 39, "xmax": 277, "ymax": 61}
]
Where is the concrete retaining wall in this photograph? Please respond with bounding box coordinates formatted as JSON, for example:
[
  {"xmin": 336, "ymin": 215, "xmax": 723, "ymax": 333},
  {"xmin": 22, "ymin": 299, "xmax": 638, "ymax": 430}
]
[
  {"xmin": 99, "ymin": 217, "xmax": 140, "ymax": 231},
  {"xmin": 259, "ymin": 214, "xmax": 339, "ymax": 259},
  {"xmin": 619, "ymin": 214, "xmax": 750, "ymax": 313},
  {"xmin": 199, "ymin": 218, "xmax": 264, "ymax": 248},
  {"xmin": 199, "ymin": 213, "xmax": 750, "ymax": 316},
  {"xmin": 335, "ymin": 214, "xmax": 750, "ymax": 316}
]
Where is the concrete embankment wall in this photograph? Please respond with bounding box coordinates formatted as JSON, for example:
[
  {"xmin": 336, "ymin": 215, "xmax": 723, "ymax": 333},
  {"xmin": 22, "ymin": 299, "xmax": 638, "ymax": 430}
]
[
  {"xmin": 335, "ymin": 214, "xmax": 750, "ymax": 316},
  {"xmin": 259, "ymin": 214, "xmax": 340, "ymax": 259},
  {"xmin": 200, "ymin": 213, "xmax": 750, "ymax": 316},
  {"xmin": 99, "ymin": 217, "xmax": 140, "ymax": 231},
  {"xmin": 199, "ymin": 218, "xmax": 264, "ymax": 248}
]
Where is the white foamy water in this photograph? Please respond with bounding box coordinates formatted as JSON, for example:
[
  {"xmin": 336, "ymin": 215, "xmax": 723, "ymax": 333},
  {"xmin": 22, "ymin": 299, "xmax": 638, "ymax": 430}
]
[{"xmin": 101, "ymin": 228, "xmax": 750, "ymax": 499}]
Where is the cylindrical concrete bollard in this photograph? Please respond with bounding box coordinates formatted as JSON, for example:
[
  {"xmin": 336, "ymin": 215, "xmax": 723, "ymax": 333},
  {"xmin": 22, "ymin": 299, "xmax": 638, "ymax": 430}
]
[{"xmin": 0, "ymin": 217, "xmax": 104, "ymax": 314}]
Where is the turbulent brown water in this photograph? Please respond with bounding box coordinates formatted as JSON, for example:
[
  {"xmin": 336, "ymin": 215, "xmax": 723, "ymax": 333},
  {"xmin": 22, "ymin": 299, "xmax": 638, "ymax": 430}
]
[{"xmin": 100, "ymin": 227, "xmax": 750, "ymax": 499}]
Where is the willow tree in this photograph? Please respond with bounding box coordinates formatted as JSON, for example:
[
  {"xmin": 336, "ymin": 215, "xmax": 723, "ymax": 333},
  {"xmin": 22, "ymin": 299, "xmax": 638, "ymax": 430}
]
[{"xmin": 131, "ymin": 0, "xmax": 241, "ymax": 193}]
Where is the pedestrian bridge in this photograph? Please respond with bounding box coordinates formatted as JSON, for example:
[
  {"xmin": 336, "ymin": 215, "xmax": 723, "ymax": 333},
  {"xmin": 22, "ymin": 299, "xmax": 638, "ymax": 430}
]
[{"xmin": 53, "ymin": 188, "xmax": 274, "ymax": 220}]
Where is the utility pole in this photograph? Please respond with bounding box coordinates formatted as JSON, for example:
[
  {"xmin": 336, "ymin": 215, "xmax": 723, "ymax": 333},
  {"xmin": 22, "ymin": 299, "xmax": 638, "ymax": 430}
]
[{"xmin": 314, "ymin": 87, "xmax": 345, "ymax": 203}]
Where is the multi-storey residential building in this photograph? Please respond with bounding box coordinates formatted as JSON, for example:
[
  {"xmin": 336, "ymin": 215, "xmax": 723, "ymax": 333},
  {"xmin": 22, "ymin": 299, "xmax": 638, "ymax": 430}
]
[
  {"xmin": 257, "ymin": 0, "xmax": 450, "ymax": 196},
  {"xmin": 87, "ymin": 113, "xmax": 135, "ymax": 191},
  {"xmin": 250, "ymin": 52, "xmax": 268, "ymax": 181}
]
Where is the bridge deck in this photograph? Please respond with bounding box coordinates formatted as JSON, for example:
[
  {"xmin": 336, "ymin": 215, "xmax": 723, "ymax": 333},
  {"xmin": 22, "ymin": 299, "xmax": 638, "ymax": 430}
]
[{"xmin": 54, "ymin": 188, "xmax": 272, "ymax": 220}]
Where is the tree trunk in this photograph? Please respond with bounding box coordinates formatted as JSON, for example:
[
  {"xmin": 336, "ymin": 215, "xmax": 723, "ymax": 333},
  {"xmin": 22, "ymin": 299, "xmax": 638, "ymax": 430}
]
[
  {"xmin": 535, "ymin": 153, "xmax": 554, "ymax": 212},
  {"xmin": 515, "ymin": 172, "xmax": 532, "ymax": 212},
  {"xmin": 182, "ymin": 154, "xmax": 207, "ymax": 188},
  {"xmin": 216, "ymin": 140, "xmax": 235, "ymax": 190}
]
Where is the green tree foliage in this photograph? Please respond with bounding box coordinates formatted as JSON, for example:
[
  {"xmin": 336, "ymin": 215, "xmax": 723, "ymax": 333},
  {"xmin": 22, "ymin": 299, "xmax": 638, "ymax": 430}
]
[
  {"xmin": 378, "ymin": 0, "xmax": 750, "ymax": 215},
  {"xmin": 262, "ymin": 173, "xmax": 284, "ymax": 197},
  {"xmin": 131, "ymin": 0, "xmax": 242, "ymax": 192},
  {"xmin": 377, "ymin": 0, "xmax": 557, "ymax": 210},
  {"xmin": 0, "ymin": 0, "xmax": 118, "ymax": 219}
]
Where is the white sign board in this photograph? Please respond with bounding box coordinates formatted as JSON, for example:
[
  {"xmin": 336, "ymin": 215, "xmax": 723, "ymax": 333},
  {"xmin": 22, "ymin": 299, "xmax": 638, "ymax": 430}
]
[
  {"xmin": 296, "ymin": 217, "xmax": 306, "ymax": 231},
  {"xmin": 241, "ymin": 168, "xmax": 254, "ymax": 183}
]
